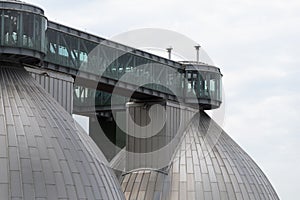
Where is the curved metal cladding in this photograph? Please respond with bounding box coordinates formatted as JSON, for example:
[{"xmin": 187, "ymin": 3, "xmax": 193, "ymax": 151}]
[
  {"xmin": 120, "ymin": 112, "xmax": 279, "ymax": 200},
  {"xmin": 0, "ymin": 0, "xmax": 47, "ymax": 63},
  {"xmin": 0, "ymin": 65, "xmax": 125, "ymax": 199}
]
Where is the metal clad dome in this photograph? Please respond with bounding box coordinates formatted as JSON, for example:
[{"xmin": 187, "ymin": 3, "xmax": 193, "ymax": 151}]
[
  {"xmin": 0, "ymin": 65, "xmax": 125, "ymax": 199},
  {"xmin": 120, "ymin": 112, "xmax": 279, "ymax": 200}
]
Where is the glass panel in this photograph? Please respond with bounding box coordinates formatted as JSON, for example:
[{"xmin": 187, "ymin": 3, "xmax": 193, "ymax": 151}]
[
  {"xmin": 41, "ymin": 17, "xmax": 46, "ymax": 52},
  {"xmin": 23, "ymin": 12, "xmax": 34, "ymax": 48},
  {"xmin": 210, "ymin": 77, "xmax": 216, "ymax": 99},
  {"xmin": 204, "ymin": 73, "xmax": 209, "ymax": 97},
  {"xmin": 0, "ymin": 10, "xmax": 3, "ymax": 45},
  {"xmin": 186, "ymin": 72, "xmax": 192, "ymax": 97},
  {"xmin": 198, "ymin": 72, "xmax": 205, "ymax": 98},
  {"xmin": 219, "ymin": 76, "xmax": 222, "ymax": 101},
  {"xmin": 3, "ymin": 10, "xmax": 20, "ymax": 46}
]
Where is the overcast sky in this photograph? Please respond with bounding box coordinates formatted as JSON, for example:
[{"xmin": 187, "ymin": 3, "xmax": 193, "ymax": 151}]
[{"xmin": 29, "ymin": 0, "xmax": 300, "ymax": 199}]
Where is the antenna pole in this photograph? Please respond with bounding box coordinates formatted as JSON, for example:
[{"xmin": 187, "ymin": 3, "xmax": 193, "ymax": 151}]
[
  {"xmin": 166, "ymin": 47, "xmax": 173, "ymax": 60},
  {"xmin": 195, "ymin": 45, "xmax": 201, "ymax": 63}
]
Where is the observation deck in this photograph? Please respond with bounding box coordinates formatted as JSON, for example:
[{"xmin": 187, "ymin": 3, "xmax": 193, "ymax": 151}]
[
  {"xmin": 0, "ymin": 0, "xmax": 47, "ymax": 63},
  {"xmin": 182, "ymin": 61, "xmax": 222, "ymax": 109}
]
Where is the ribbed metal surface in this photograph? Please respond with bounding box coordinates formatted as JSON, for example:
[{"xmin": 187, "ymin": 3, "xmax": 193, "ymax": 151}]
[
  {"xmin": 120, "ymin": 111, "xmax": 279, "ymax": 200},
  {"xmin": 125, "ymin": 101, "xmax": 196, "ymax": 172},
  {"xmin": 26, "ymin": 67, "xmax": 74, "ymax": 114},
  {"xmin": 0, "ymin": 66, "xmax": 125, "ymax": 199}
]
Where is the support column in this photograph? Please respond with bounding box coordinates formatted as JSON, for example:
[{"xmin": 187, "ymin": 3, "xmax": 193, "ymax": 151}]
[{"xmin": 125, "ymin": 100, "xmax": 196, "ymax": 172}]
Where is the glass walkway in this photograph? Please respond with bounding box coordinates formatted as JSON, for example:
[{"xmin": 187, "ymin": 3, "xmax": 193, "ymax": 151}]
[{"xmin": 0, "ymin": 0, "xmax": 222, "ymax": 110}]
